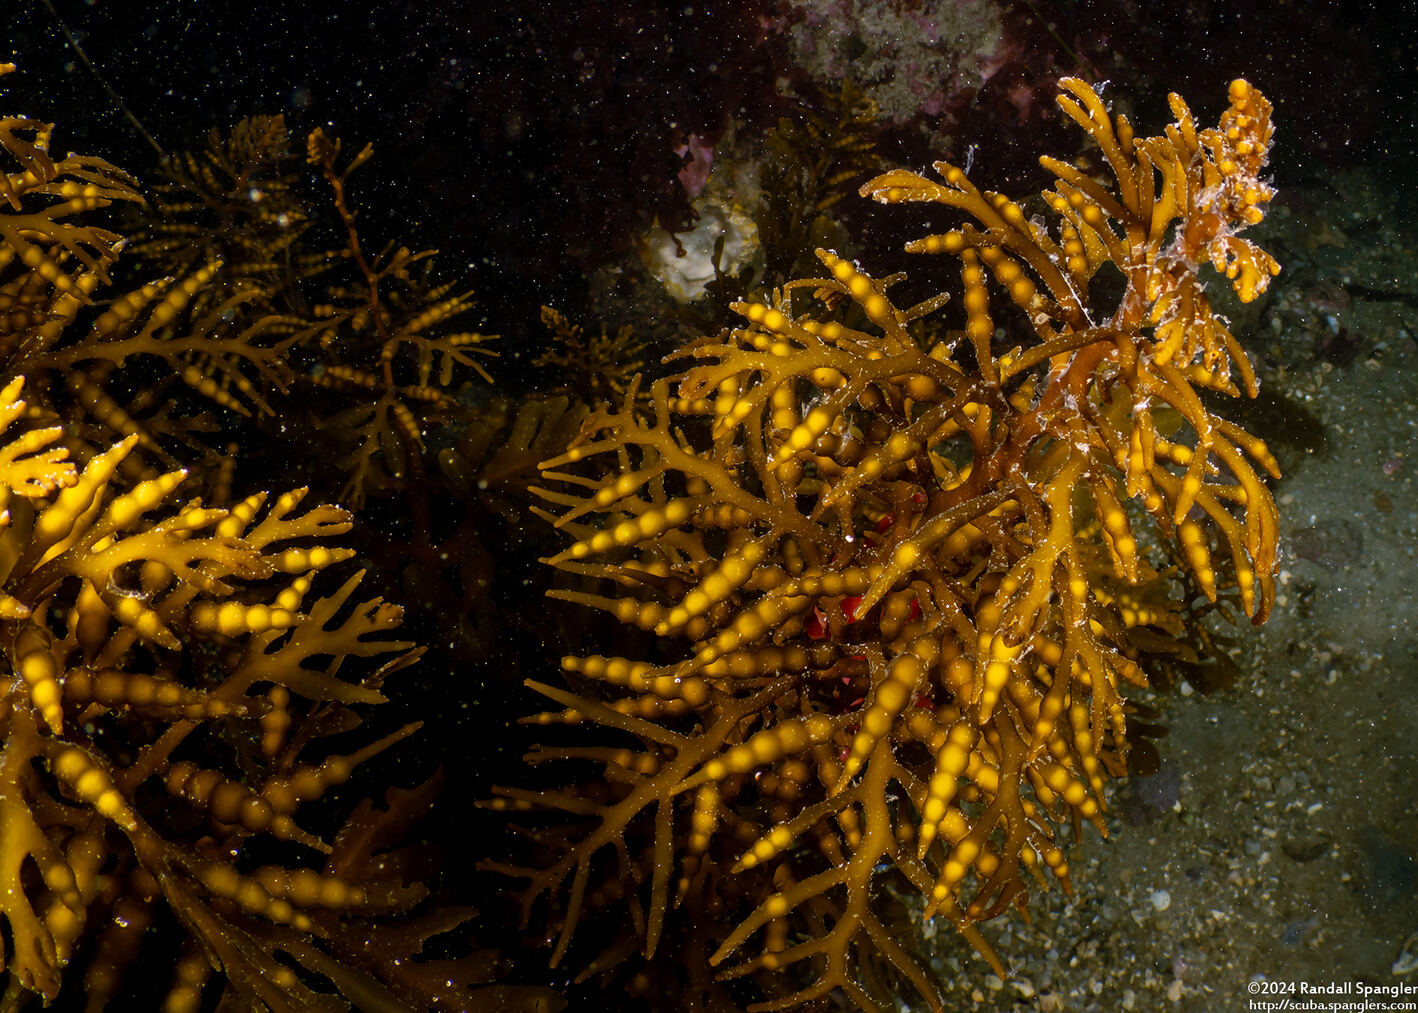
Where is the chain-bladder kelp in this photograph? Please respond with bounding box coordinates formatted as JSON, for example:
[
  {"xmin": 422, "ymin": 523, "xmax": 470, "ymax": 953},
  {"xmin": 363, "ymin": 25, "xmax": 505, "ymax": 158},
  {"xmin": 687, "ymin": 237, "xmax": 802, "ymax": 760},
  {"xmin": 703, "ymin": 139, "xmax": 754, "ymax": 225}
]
[
  {"xmin": 534, "ymin": 306, "xmax": 647, "ymax": 409},
  {"xmin": 301, "ymin": 127, "xmax": 499, "ymax": 508},
  {"xmin": 123, "ymin": 114, "xmax": 315, "ymax": 311},
  {"xmin": 83, "ymin": 108, "xmax": 503, "ymax": 510},
  {"xmin": 754, "ymin": 78, "xmax": 883, "ymax": 284},
  {"xmin": 114, "ymin": 110, "xmax": 546, "ymax": 673},
  {"xmin": 493, "ymin": 79, "xmax": 1280, "ymax": 1011},
  {"xmin": 0, "ymin": 62, "xmax": 521, "ymax": 1011},
  {"xmin": 1, "ymin": 101, "xmax": 305, "ymax": 489}
]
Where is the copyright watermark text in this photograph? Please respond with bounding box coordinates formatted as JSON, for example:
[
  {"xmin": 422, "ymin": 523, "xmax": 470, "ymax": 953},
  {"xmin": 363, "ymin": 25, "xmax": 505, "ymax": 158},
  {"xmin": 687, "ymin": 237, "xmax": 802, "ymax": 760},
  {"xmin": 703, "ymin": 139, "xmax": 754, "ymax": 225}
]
[{"xmin": 1245, "ymin": 978, "xmax": 1418, "ymax": 1010}]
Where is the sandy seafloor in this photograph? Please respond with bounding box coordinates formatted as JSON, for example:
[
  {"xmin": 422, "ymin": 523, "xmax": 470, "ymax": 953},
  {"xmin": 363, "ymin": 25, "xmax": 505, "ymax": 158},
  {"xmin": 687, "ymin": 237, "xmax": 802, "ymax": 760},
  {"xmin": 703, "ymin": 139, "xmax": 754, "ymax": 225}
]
[{"xmin": 889, "ymin": 166, "xmax": 1418, "ymax": 1013}]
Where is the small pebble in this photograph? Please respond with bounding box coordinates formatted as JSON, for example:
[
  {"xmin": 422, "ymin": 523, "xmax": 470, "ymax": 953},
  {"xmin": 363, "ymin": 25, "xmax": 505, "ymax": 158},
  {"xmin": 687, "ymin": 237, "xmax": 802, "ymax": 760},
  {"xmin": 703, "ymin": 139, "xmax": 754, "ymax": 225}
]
[
  {"xmin": 1150, "ymin": 888, "xmax": 1172, "ymax": 912},
  {"xmin": 1168, "ymin": 979, "xmax": 1185, "ymax": 1002}
]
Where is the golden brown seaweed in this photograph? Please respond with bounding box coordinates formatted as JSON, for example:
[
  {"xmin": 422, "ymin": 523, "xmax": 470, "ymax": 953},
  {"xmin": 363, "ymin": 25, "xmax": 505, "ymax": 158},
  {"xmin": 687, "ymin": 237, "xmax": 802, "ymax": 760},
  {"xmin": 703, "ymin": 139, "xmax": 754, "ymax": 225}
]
[
  {"xmin": 0, "ymin": 62, "xmax": 480, "ymax": 1012},
  {"xmin": 494, "ymin": 79, "xmax": 1280, "ymax": 1011}
]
